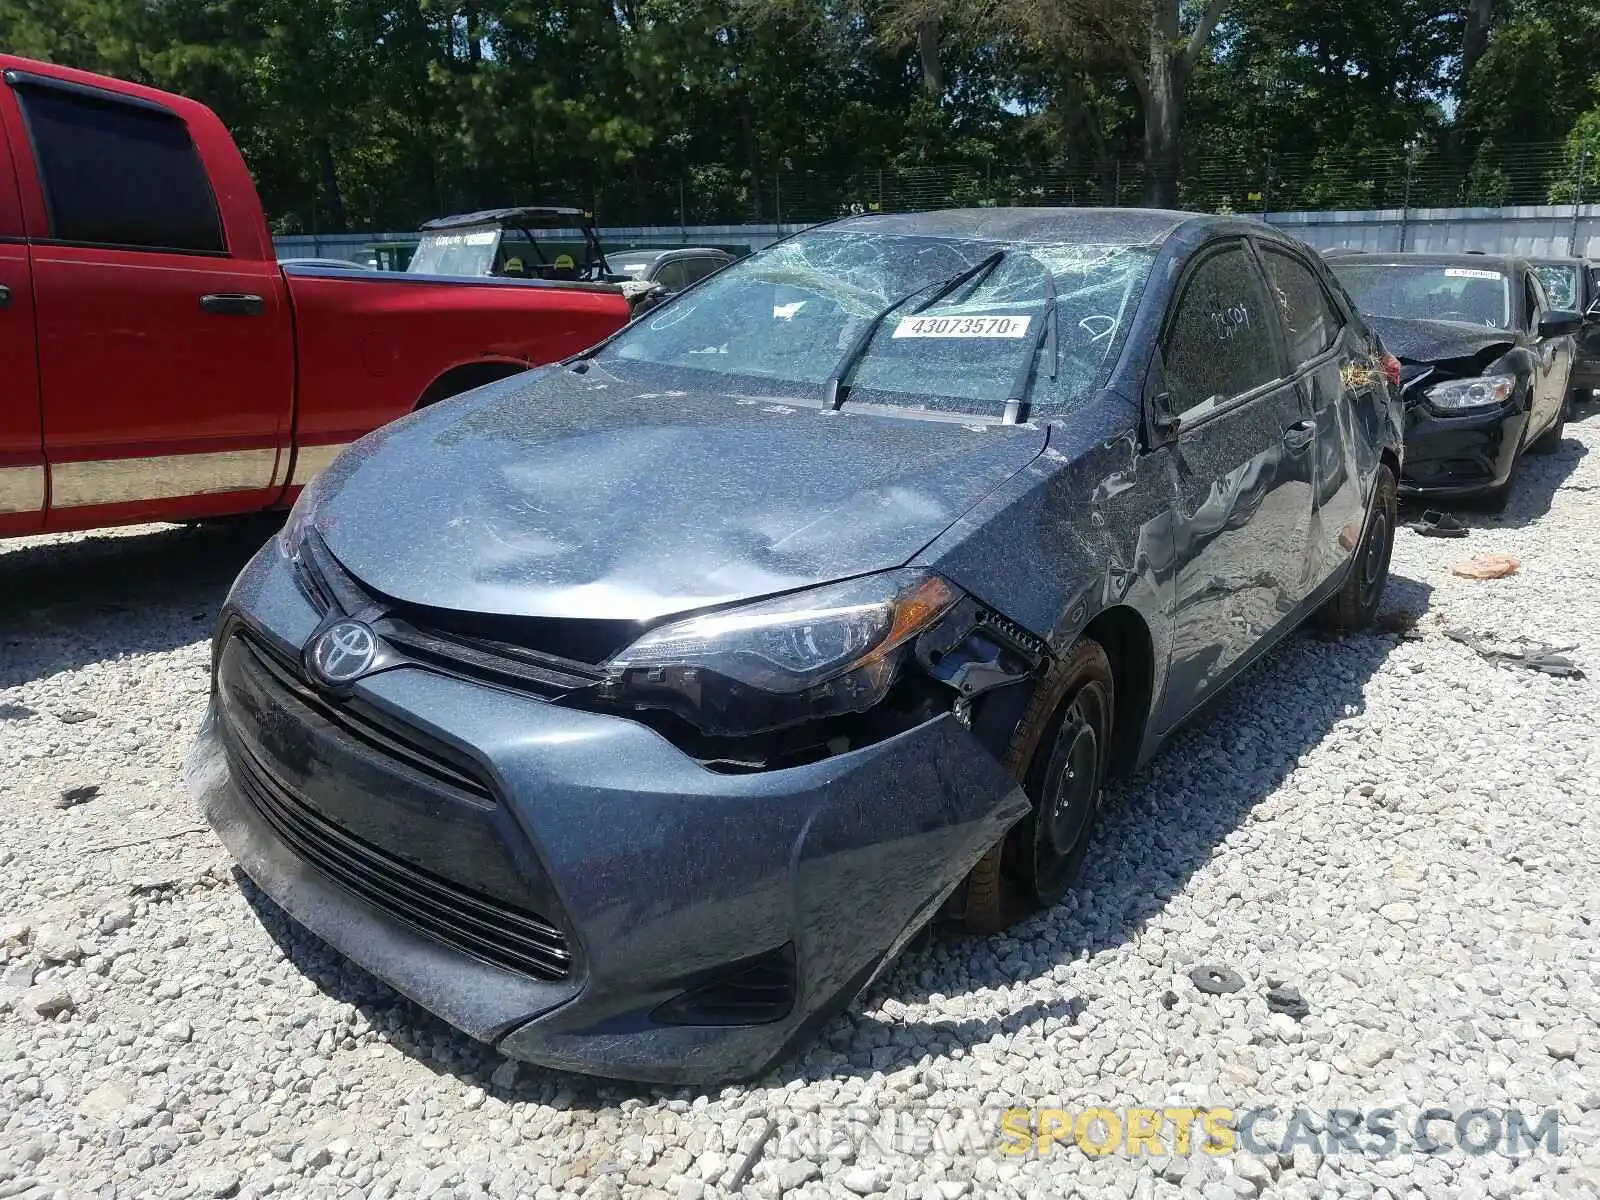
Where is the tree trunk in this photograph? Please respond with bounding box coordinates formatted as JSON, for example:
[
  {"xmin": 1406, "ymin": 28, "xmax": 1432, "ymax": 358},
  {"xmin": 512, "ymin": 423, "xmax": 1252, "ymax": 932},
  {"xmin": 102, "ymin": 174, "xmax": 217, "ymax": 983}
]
[
  {"xmin": 917, "ymin": 18, "xmax": 942, "ymax": 100},
  {"xmin": 1461, "ymin": 0, "xmax": 1494, "ymax": 82},
  {"xmin": 1142, "ymin": 3, "xmax": 1182, "ymax": 207},
  {"xmin": 315, "ymin": 136, "xmax": 347, "ymax": 233},
  {"xmin": 1449, "ymin": 0, "xmax": 1494, "ymax": 163},
  {"xmin": 740, "ymin": 95, "xmax": 761, "ymax": 221}
]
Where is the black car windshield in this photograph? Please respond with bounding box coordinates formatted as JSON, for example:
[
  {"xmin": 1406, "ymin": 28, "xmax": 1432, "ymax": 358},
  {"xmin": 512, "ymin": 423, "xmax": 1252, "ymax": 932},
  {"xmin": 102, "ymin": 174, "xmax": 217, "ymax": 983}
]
[
  {"xmin": 1330, "ymin": 261, "xmax": 1512, "ymax": 329},
  {"xmin": 1532, "ymin": 264, "xmax": 1580, "ymax": 311},
  {"xmin": 597, "ymin": 230, "xmax": 1156, "ymax": 416}
]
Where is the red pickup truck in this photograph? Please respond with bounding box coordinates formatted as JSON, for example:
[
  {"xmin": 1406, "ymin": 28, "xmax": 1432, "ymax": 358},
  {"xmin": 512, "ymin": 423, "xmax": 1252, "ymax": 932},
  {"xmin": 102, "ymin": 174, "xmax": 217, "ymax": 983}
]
[{"xmin": 0, "ymin": 56, "xmax": 633, "ymax": 540}]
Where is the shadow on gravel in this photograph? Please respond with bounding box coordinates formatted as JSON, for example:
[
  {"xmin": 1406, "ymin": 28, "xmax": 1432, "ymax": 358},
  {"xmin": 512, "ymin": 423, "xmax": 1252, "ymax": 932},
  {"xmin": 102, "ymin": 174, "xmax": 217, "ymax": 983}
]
[
  {"xmin": 234, "ymin": 570, "xmax": 1435, "ymax": 1112},
  {"xmin": 1398, "ymin": 435, "xmax": 1588, "ymax": 533},
  {"xmin": 0, "ymin": 516, "xmax": 281, "ymax": 688}
]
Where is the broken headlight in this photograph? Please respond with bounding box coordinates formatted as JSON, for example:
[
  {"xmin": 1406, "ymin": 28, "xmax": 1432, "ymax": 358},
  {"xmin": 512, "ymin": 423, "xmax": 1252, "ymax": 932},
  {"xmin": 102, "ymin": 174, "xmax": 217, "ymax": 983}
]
[
  {"xmin": 1425, "ymin": 373, "xmax": 1515, "ymax": 413},
  {"xmin": 599, "ymin": 571, "xmax": 960, "ymax": 737}
]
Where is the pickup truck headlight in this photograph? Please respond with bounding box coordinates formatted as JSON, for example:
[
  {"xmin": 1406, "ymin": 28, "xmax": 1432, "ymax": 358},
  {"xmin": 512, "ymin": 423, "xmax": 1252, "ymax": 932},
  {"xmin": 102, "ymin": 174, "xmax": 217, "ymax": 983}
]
[
  {"xmin": 599, "ymin": 571, "xmax": 960, "ymax": 736},
  {"xmin": 1425, "ymin": 373, "xmax": 1516, "ymax": 413}
]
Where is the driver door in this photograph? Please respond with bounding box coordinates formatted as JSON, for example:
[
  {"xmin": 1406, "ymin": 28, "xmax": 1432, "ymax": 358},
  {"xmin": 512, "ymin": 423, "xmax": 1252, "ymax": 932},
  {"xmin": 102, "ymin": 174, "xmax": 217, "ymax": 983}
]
[{"xmin": 1152, "ymin": 239, "xmax": 1315, "ymax": 731}]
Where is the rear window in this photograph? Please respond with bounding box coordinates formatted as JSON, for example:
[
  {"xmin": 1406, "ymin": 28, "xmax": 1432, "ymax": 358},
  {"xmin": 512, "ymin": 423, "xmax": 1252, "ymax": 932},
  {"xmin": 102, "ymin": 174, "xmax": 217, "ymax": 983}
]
[
  {"xmin": 15, "ymin": 82, "xmax": 224, "ymax": 254},
  {"xmin": 1330, "ymin": 261, "xmax": 1512, "ymax": 329}
]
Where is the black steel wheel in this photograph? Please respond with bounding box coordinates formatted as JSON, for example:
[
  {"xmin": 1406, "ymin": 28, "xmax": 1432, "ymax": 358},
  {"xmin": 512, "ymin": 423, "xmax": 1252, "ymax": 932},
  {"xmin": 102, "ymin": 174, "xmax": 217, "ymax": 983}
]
[
  {"xmin": 965, "ymin": 637, "xmax": 1114, "ymax": 932},
  {"xmin": 1315, "ymin": 462, "xmax": 1396, "ymax": 634}
]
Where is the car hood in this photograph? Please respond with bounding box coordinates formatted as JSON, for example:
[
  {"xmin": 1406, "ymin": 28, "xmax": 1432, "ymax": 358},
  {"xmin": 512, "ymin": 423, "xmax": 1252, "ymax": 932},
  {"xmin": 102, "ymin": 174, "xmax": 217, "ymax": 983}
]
[
  {"xmin": 1368, "ymin": 315, "xmax": 1517, "ymax": 365},
  {"xmin": 310, "ymin": 368, "xmax": 1047, "ymax": 623}
]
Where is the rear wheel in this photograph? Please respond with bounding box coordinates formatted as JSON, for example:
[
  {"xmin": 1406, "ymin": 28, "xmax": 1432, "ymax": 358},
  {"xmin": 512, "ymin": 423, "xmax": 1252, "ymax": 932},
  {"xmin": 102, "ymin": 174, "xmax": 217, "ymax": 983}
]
[
  {"xmin": 964, "ymin": 638, "xmax": 1114, "ymax": 933},
  {"xmin": 1315, "ymin": 463, "xmax": 1396, "ymax": 635}
]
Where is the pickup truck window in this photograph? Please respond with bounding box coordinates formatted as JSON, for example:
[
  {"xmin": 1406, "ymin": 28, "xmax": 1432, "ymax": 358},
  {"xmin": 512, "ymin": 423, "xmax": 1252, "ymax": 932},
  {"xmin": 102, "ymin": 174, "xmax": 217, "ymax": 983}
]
[{"xmin": 13, "ymin": 82, "xmax": 224, "ymax": 254}]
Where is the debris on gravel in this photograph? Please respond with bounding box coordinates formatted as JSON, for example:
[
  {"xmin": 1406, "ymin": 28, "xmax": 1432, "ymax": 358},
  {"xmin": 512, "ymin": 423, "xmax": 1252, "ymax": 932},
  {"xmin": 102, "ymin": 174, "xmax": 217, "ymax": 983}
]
[
  {"xmin": 53, "ymin": 782, "xmax": 100, "ymax": 809},
  {"xmin": 1190, "ymin": 964, "xmax": 1248, "ymax": 996},
  {"xmin": 1263, "ymin": 983, "xmax": 1309, "ymax": 1021},
  {"xmin": 3, "ymin": 427, "xmax": 1600, "ymax": 1196}
]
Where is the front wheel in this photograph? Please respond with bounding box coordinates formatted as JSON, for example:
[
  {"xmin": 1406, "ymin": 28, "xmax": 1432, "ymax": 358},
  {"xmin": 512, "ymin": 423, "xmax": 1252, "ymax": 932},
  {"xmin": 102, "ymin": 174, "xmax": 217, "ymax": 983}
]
[
  {"xmin": 964, "ymin": 638, "xmax": 1114, "ymax": 933},
  {"xmin": 1315, "ymin": 462, "xmax": 1396, "ymax": 635},
  {"xmin": 1531, "ymin": 395, "xmax": 1568, "ymax": 455}
]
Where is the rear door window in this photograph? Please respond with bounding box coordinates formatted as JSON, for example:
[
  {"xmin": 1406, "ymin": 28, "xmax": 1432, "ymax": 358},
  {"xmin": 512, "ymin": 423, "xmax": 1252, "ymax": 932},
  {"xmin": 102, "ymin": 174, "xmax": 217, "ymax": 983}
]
[
  {"xmin": 13, "ymin": 81, "xmax": 224, "ymax": 254},
  {"xmin": 653, "ymin": 260, "xmax": 690, "ymax": 292},
  {"xmin": 1259, "ymin": 245, "xmax": 1342, "ymax": 367},
  {"xmin": 1162, "ymin": 243, "xmax": 1287, "ymax": 418},
  {"xmin": 683, "ymin": 257, "xmax": 725, "ymax": 285}
]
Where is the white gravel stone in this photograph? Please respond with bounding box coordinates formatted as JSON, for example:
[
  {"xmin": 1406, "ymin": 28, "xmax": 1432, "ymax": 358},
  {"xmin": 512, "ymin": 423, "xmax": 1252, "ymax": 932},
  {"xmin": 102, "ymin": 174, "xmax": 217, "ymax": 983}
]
[{"xmin": 4, "ymin": 432, "xmax": 1600, "ymax": 1195}]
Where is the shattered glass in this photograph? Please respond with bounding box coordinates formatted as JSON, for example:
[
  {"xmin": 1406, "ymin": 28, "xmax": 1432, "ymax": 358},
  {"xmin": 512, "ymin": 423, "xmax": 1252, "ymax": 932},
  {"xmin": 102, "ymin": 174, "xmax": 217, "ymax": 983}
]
[
  {"xmin": 601, "ymin": 229, "xmax": 1157, "ymax": 416},
  {"xmin": 1532, "ymin": 263, "xmax": 1579, "ymax": 311}
]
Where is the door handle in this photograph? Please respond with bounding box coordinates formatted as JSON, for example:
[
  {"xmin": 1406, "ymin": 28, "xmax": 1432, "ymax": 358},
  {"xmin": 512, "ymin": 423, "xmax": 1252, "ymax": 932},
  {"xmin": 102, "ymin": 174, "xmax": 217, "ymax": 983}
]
[
  {"xmin": 1281, "ymin": 419, "xmax": 1316, "ymax": 452},
  {"xmin": 199, "ymin": 293, "xmax": 264, "ymax": 316},
  {"xmin": 0, "ymin": 284, "xmax": 10, "ymax": 309}
]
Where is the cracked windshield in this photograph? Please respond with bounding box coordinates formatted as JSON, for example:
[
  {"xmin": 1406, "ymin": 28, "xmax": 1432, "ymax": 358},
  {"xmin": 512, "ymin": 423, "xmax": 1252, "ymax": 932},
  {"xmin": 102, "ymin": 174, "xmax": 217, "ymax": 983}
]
[{"xmin": 601, "ymin": 231, "xmax": 1155, "ymax": 416}]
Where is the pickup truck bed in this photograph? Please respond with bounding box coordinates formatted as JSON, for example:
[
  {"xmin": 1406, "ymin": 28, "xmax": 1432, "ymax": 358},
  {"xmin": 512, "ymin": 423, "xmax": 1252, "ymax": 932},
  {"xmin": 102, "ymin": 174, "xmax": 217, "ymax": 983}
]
[{"xmin": 0, "ymin": 56, "xmax": 632, "ymax": 540}]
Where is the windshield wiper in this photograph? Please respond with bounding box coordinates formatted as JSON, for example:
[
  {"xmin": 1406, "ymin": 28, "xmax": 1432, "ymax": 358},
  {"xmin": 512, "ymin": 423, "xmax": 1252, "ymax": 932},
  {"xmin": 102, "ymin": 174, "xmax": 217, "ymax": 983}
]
[
  {"xmin": 1002, "ymin": 267, "xmax": 1057, "ymax": 424},
  {"xmin": 822, "ymin": 249, "xmax": 1006, "ymax": 410}
]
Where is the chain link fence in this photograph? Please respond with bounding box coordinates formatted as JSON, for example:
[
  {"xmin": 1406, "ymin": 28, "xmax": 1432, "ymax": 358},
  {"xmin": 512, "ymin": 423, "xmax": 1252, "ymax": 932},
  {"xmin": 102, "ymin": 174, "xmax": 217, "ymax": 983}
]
[
  {"xmin": 286, "ymin": 140, "xmax": 1591, "ymax": 236},
  {"xmin": 562, "ymin": 141, "xmax": 1587, "ymax": 229}
]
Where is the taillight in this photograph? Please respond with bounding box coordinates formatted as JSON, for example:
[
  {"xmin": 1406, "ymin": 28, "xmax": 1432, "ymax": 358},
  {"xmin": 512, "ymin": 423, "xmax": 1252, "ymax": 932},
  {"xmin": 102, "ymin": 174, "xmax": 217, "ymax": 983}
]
[{"xmin": 1380, "ymin": 353, "xmax": 1402, "ymax": 387}]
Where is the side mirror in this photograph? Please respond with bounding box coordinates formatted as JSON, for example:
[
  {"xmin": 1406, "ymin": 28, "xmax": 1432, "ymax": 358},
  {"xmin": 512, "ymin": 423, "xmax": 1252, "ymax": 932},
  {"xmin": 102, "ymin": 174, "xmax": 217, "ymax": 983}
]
[{"xmin": 1538, "ymin": 309, "xmax": 1583, "ymax": 339}]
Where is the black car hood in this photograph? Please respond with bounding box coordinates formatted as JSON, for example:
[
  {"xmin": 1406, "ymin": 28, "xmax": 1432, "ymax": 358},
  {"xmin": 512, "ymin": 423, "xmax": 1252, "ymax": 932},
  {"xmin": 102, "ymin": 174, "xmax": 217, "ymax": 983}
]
[
  {"xmin": 1368, "ymin": 315, "xmax": 1517, "ymax": 364},
  {"xmin": 311, "ymin": 368, "xmax": 1047, "ymax": 623}
]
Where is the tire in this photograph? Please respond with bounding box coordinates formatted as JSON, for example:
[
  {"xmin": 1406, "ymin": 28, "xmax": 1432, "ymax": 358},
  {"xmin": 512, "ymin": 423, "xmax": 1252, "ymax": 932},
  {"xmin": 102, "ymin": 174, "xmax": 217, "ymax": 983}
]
[
  {"xmin": 964, "ymin": 638, "xmax": 1114, "ymax": 934},
  {"xmin": 1530, "ymin": 395, "xmax": 1568, "ymax": 455},
  {"xmin": 1315, "ymin": 462, "xmax": 1396, "ymax": 635},
  {"xmin": 1476, "ymin": 450, "xmax": 1519, "ymax": 513}
]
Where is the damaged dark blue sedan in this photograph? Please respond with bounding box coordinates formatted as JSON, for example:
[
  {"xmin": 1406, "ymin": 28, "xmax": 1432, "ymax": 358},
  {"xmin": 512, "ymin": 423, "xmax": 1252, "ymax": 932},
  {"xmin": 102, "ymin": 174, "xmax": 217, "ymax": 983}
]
[{"xmin": 188, "ymin": 209, "xmax": 1403, "ymax": 1084}]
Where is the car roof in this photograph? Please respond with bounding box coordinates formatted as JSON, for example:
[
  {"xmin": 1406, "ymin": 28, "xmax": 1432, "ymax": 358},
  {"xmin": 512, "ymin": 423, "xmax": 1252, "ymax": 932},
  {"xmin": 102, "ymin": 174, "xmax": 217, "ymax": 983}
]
[
  {"xmin": 420, "ymin": 206, "xmax": 592, "ymax": 231},
  {"xmin": 1324, "ymin": 250, "xmax": 1527, "ymax": 273},
  {"xmin": 820, "ymin": 206, "xmax": 1232, "ymax": 246},
  {"xmin": 1525, "ymin": 255, "xmax": 1585, "ymax": 267}
]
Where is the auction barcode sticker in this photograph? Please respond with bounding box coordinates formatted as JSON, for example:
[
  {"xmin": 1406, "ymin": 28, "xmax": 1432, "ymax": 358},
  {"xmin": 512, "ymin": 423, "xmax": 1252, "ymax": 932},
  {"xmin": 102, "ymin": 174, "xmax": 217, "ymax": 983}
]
[
  {"xmin": 1444, "ymin": 268, "xmax": 1501, "ymax": 280},
  {"xmin": 893, "ymin": 314, "xmax": 1031, "ymax": 339}
]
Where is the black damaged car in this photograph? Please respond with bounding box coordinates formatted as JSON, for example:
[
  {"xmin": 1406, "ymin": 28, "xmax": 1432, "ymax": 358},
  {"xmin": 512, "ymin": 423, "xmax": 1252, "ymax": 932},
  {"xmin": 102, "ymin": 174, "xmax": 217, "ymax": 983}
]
[
  {"xmin": 1529, "ymin": 256, "xmax": 1600, "ymax": 401},
  {"xmin": 190, "ymin": 209, "xmax": 1403, "ymax": 1084},
  {"xmin": 1326, "ymin": 251, "xmax": 1582, "ymax": 509}
]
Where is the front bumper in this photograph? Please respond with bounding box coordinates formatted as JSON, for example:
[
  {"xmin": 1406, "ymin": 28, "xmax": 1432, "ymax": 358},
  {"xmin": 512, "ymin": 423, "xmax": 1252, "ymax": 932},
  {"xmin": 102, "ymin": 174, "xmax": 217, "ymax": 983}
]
[
  {"xmin": 187, "ymin": 545, "xmax": 1028, "ymax": 1084},
  {"xmin": 1398, "ymin": 400, "xmax": 1527, "ymax": 498}
]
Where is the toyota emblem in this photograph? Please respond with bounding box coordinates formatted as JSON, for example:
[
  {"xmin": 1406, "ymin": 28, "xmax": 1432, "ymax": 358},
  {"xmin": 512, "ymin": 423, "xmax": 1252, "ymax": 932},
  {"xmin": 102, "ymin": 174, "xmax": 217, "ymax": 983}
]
[{"xmin": 306, "ymin": 619, "xmax": 378, "ymax": 687}]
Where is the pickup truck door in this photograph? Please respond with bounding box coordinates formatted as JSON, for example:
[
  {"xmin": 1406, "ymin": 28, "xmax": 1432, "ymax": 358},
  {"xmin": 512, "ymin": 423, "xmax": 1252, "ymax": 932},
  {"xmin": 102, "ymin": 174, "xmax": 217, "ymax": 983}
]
[
  {"xmin": 0, "ymin": 69, "xmax": 293, "ymax": 527},
  {"xmin": 0, "ymin": 100, "xmax": 42, "ymax": 537}
]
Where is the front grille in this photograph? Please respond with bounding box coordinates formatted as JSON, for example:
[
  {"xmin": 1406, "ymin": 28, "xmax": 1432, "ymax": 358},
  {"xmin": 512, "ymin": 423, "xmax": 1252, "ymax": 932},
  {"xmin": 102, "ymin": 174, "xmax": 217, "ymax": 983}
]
[
  {"xmin": 292, "ymin": 531, "xmax": 617, "ymax": 697},
  {"xmin": 225, "ymin": 726, "xmax": 573, "ymax": 981},
  {"xmin": 240, "ymin": 630, "xmax": 494, "ymax": 804}
]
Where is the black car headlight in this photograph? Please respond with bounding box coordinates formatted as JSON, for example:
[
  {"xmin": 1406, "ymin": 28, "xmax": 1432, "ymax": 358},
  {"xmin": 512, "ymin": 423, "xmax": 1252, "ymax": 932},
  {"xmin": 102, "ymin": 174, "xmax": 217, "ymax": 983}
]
[
  {"xmin": 598, "ymin": 571, "xmax": 960, "ymax": 737},
  {"xmin": 1424, "ymin": 373, "xmax": 1515, "ymax": 414}
]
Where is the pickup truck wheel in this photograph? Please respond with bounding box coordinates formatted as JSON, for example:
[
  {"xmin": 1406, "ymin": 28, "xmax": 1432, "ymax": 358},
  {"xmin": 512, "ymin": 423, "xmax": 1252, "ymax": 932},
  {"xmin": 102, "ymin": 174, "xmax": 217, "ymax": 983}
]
[
  {"xmin": 1314, "ymin": 462, "xmax": 1396, "ymax": 635},
  {"xmin": 964, "ymin": 638, "xmax": 1113, "ymax": 934}
]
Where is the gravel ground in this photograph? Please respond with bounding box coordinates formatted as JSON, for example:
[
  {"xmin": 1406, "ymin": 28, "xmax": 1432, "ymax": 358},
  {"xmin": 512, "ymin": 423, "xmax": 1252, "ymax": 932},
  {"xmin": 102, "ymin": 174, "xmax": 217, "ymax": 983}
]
[{"xmin": 2, "ymin": 419, "xmax": 1599, "ymax": 1200}]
